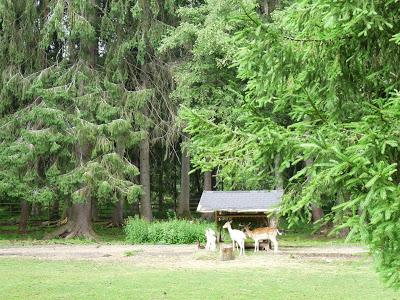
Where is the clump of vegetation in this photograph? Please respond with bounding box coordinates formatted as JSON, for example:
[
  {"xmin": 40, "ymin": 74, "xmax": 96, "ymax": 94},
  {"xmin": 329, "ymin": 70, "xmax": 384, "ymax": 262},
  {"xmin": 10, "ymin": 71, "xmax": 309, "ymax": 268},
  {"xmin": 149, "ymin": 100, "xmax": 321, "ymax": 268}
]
[
  {"xmin": 123, "ymin": 249, "xmax": 143, "ymax": 257},
  {"xmin": 124, "ymin": 218, "xmax": 149, "ymax": 244},
  {"xmin": 124, "ymin": 217, "xmax": 213, "ymax": 244}
]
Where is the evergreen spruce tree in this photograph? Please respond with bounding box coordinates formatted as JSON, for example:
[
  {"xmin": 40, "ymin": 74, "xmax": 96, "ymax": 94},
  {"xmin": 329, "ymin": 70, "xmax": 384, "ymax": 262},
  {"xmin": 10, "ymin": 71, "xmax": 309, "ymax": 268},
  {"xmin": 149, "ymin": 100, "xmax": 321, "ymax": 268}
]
[
  {"xmin": 0, "ymin": 1, "xmax": 49, "ymax": 231},
  {"xmin": 171, "ymin": 0, "xmax": 400, "ymax": 287},
  {"xmin": 0, "ymin": 0, "xmax": 192, "ymax": 237}
]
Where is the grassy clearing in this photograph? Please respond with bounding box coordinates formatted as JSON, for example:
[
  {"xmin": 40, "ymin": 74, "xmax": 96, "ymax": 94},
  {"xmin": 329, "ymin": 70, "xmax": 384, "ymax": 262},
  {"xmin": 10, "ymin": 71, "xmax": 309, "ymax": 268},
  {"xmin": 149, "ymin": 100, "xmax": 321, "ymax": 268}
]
[{"xmin": 0, "ymin": 258, "xmax": 398, "ymax": 300}]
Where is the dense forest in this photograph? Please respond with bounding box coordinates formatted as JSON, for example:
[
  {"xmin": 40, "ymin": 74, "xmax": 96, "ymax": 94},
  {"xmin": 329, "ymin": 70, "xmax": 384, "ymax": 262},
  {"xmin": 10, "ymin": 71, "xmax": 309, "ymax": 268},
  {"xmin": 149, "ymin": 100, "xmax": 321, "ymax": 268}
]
[{"xmin": 0, "ymin": 0, "xmax": 399, "ymax": 288}]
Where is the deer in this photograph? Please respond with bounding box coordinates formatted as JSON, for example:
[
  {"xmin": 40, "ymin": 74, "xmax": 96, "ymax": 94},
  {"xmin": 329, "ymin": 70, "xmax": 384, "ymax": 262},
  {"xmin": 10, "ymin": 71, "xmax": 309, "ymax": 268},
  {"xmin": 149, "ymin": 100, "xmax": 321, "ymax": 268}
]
[
  {"xmin": 222, "ymin": 221, "xmax": 246, "ymax": 255},
  {"xmin": 205, "ymin": 228, "xmax": 216, "ymax": 251},
  {"xmin": 244, "ymin": 225, "xmax": 282, "ymax": 253}
]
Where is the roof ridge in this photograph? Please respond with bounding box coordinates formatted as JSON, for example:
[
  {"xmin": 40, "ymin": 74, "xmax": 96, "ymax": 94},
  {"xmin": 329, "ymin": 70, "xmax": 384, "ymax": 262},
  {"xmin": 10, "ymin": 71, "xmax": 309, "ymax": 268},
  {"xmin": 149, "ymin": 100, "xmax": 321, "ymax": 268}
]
[{"xmin": 197, "ymin": 190, "xmax": 283, "ymax": 213}]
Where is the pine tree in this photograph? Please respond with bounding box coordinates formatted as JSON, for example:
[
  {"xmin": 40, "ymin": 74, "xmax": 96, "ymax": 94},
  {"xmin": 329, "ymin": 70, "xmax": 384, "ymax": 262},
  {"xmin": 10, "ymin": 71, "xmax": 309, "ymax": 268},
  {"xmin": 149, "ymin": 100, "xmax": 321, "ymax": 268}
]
[
  {"xmin": 172, "ymin": 0, "xmax": 400, "ymax": 287},
  {"xmin": 0, "ymin": 1, "xmax": 145, "ymax": 238},
  {"xmin": 0, "ymin": 1, "xmax": 49, "ymax": 232},
  {"xmin": 0, "ymin": 0, "xmax": 192, "ymax": 237}
]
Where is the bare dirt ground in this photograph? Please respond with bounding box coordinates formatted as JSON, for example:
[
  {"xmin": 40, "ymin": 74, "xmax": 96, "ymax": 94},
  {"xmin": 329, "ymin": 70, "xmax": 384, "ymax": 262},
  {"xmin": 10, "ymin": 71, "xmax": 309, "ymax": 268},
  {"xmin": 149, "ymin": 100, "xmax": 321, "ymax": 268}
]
[{"xmin": 0, "ymin": 243, "xmax": 368, "ymax": 269}]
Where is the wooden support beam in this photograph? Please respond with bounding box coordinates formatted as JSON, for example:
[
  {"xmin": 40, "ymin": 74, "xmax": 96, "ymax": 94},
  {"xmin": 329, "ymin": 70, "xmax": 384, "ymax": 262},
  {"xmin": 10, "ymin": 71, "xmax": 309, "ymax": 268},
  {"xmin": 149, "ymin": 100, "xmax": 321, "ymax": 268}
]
[{"xmin": 215, "ymin": 211, "xmax": 223, "ymax": 242}]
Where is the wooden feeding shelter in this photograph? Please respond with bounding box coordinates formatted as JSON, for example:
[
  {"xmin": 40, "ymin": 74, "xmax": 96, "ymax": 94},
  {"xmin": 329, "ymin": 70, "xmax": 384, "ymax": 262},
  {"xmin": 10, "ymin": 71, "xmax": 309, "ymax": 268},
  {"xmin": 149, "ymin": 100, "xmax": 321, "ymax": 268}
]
[{"xmin": 197, "ymin": 190, "xmax": 283, "ymax": 241}]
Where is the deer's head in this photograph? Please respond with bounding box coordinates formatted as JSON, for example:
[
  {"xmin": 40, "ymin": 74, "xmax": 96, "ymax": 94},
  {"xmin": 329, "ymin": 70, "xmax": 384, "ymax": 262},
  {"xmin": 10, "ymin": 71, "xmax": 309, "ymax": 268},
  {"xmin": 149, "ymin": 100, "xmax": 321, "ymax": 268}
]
[
  {"xmin": 243, "ymin": 224, "xmax": 252, "ymax": 235},
  {"xmin": 222, "ymin": 221, "xmax": 232, "ymax": 229}
]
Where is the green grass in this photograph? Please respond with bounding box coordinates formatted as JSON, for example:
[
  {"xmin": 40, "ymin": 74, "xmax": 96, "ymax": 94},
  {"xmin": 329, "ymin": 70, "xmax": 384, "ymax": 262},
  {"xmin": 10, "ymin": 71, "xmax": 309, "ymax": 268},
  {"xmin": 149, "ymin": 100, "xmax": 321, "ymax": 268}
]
[
  {"xmin": 278, "ymin": 232, "xmax": 359, "ymax": 247},
  {"xmin": 0, "ymin": 258, "xmax": 398, "ymax": 299},
  {"xmin": 219, "ymin": 231, "xmax": 360, "ymax": 248}
]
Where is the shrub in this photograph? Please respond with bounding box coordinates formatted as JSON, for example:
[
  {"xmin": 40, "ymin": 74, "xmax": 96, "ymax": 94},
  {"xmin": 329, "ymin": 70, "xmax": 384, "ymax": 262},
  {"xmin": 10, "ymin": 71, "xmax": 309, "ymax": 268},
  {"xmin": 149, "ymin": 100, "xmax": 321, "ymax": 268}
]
[
  {"xmin": 124, "ymin": 218, "xmax": 214, "ymax": 244},
  {"xmin": 124, "ymin": 217, "xmax": 149, "ymax": 243},
  {"xmin": 147, "ymin": 221, "xmax": 165, "ymax": 243}
]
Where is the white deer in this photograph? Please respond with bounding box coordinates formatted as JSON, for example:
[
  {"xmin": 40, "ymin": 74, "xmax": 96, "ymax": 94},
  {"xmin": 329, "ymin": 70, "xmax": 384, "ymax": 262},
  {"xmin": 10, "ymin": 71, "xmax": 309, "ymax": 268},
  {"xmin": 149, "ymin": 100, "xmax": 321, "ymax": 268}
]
[
  {"xmin": 222, "ymin": 221, "xmax": 246, "ymax": 255},
  {"xmin": 244, "ymin": 225, "xmax": 282, "ymax": 253},
  {"xmin": 205, "ymin": 228, "xmax": 216, "ymax": 251}
]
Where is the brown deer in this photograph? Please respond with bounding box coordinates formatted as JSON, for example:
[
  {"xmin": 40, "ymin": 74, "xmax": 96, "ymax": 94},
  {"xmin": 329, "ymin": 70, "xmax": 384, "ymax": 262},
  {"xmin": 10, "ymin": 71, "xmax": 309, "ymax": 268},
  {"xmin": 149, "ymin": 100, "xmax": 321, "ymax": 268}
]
[{"xmin": 244, "ymin": 225, "xmax": 282, "ymax": 253}]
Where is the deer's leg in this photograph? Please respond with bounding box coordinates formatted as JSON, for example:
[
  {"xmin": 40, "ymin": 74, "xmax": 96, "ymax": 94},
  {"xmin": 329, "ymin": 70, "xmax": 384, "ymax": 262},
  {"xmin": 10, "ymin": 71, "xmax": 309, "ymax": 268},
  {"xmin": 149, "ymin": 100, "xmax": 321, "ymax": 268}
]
[{"xmin": 271, "ymin": 237, "xmax": 278, "ymax": 253}]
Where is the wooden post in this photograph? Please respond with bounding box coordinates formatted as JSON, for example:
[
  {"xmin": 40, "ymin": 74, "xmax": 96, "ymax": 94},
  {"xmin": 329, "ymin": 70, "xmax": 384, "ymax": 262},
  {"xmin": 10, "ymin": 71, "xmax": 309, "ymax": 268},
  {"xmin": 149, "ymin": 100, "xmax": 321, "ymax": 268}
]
[
  {"xmin": 215, "ymin": 211, "xmax": 223, "ymax": 242},
  {"xmin": 215, "ymin": 211, "xmax": 220, "ymax": 242},
  {"xmin": 220, "ymin": 244, "xmax": 234, "ymax": 261}
]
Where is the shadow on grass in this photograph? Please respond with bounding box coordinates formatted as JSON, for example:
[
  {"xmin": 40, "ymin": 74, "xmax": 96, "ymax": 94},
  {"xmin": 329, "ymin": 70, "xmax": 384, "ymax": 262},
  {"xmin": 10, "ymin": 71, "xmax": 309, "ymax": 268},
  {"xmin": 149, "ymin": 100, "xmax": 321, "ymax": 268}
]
[{"xmin": 0, "ymin": 222, "xmax": 126, "ymax": 245}]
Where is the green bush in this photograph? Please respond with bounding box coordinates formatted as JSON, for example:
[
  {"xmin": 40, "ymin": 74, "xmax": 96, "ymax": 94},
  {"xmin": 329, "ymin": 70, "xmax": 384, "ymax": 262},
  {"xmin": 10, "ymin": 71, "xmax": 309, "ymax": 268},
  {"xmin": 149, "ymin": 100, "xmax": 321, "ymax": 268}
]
[
  {"xmin": 147, "ymin": 221, "xmax": 166, "ymax": 243},
  {"xmin": 124, "ymin": 217, "xmax": 149, "ymax": 244},
  {"xmin": 124, "ymin": 217, "xmax": 214, "ymax": 244}
]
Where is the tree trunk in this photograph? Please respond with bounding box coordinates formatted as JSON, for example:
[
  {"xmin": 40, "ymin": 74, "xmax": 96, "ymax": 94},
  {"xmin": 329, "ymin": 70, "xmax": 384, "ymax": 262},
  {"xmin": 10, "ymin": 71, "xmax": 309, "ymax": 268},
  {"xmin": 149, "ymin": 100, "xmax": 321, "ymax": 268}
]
[
  {"xmin": 140, "ymin": 137, "xmax": 153, "ymax": 221},
  {"xmin": 50, "ymin": 200, "xmax": 60, "ymax": 221},
  {"xmin": 269, "ymin": 154, "xmax": 283, "ymax": 227},
  {"xmin": 111, "ymin": 143, "xmax": 126, "ymax": 226},
  {"xmin": 311, "ymin": 204, "xmax": 324, "ymax": 222},
  {"xmin": 46, "ymin": 0, "xmax": 98, "ymax": 240},
  {"xmin": 18, "ymin": 201, "xmax": 30, "ymax": 232},
  {"xmin": 335, "ymin": 192, "xmax": 350, "ymax": 237},
  {"xmin": 111, "ymin": 199, "xmax": 124, "ymax": 227},
  {"xmin": 204, "ymin": 171, "xmax": 212, "ymax": 191},
  {"xmin": 31, "ymin": 203, "xmax": 40, "ymax": 217},
  {"xmin": 130, "ymin": 155, "xmax": 141, "ymax": 217},
  {"xmin": 173, "ymin": 153, "xmax": 178, "ymax": 213},
  {"xmin": 91, "ymin": 198, "xmax": 98, "ymax": 222},
  {"xmin": 45, "ymin": 198, "xmax": 97, "ymax": 240},
  {"xmin": 67, "ymin": 200, "xmax": 96, "ymax": 238},
  {"xmin": 62, "ymin": 199, "xmax": 72, "ymax": 220},
  {"xmin": 274, "ymin": 154, "xmax": 284, "ymax": 189},
  {"xmin": 178, "ymin": 140, "xmax": 191, "ymax": 219},
  {"xmin": 137, "ymin": 0, "xmax": 153, "ymax": 222},
  {"xmin": 261, "ymin": 0, "xmax": 280, "ymax": 16},
  {"xmin": 195, "ymin": 170, "xmax": 201, "ymax": 194},
  {"xmin": 47, "ymin": 141, "xmax": 95, "ymax": 239},
  {"xmin": 306, "ymin": 159, "xmax": 324, "ymax": 223},
  {"xmin": 158, "ymin": 159, "xmax": 164, "ymax": 217},
  {"xmin": 158, "ymin": 193, "xmax": 164, "ymax": 217},
  {"xmin": 202, "ymin": 171, "xmax": 213, "ymax": 220},
  {"xmin": 47, "ymin": 147, "xmax": 96, "ymax": 239}
]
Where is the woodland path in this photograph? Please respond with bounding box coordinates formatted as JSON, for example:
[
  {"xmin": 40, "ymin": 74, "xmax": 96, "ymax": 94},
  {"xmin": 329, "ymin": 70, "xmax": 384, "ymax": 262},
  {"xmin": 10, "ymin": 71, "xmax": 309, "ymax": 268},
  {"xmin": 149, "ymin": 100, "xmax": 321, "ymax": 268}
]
[{"xmin": 0, "ymin": 244, "xmax": 368, "ymax": 269}]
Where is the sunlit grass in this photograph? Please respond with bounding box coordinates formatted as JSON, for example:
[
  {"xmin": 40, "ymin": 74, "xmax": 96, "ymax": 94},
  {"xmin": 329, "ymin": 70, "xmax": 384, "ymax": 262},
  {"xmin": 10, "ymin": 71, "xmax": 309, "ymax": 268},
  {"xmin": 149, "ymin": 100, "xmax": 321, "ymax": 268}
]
[{"xmin": 0, "ymin": 258, "xmax": 397, "ymax": 299}]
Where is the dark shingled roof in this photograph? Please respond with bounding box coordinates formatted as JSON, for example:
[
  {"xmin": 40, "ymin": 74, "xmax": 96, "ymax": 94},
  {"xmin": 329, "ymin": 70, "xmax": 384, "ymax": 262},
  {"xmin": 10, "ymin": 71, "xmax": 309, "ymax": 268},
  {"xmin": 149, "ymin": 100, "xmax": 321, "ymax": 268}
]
[{"xmin": 197, "ymin": 190, "xmax": 283, "ymax": 213}]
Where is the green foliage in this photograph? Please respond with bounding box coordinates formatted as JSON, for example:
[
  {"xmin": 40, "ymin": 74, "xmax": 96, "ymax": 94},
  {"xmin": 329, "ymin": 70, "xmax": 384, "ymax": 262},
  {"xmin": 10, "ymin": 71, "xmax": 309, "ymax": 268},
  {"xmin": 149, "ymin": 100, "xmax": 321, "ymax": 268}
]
[
  {"xmin": 169, "ymin": 0, "xmax": 400, "ymax": 288},
  {"xmin": 124, "ymin": 217, "xmax": 213, "ymax": 244},
  {"xmin": 2, "ymin": 0, "xmax": 400, "ymax": 289},
  {"xmin": 162, "ymin": 0, "xmax": 266, "ymax": 189},
  {"xmin": 124, "ymin": 217, "xmax": 150, "ymax": 244},
  {"xmin": 0, "ymin": 0, "xmax": 183, "ymax": 217}
]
